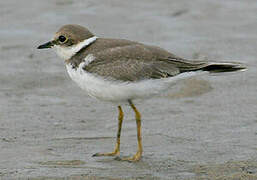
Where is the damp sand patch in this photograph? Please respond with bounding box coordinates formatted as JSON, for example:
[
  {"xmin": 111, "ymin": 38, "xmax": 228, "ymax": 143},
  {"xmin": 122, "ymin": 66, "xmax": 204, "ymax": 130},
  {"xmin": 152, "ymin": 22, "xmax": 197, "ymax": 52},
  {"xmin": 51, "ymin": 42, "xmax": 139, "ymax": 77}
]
[
  {"xmin": 193, "ymin": 160, "xmax": 257, "ymax": 180},
  {"xmin": 38, "ymin": 160, "xmax": 85, "ymax": 168},
  {"xmin": 164, "ymin": 78, "xmax": 213, "ymax": 99}
]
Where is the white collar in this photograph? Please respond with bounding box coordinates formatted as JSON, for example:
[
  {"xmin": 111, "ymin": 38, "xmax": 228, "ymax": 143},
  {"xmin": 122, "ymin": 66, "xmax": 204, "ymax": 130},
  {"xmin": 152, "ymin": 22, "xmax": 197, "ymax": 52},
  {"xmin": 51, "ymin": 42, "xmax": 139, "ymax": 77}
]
[{"xmin": 55, "ymin": 36, "xmax": 97, "ymax": 60}]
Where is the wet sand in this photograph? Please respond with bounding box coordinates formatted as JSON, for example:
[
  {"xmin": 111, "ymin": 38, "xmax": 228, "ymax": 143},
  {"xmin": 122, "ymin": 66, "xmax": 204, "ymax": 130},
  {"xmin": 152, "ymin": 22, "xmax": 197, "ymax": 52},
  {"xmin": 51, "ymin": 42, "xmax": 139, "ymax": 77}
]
[{"xmin": 0, "ymin": 0, "xmax": 257, "ymax": 179}]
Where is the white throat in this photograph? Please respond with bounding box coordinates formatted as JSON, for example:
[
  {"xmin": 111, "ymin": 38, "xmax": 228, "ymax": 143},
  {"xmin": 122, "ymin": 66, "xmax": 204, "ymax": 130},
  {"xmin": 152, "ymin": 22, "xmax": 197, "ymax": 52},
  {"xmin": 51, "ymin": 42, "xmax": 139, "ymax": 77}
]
[{"xmin": 54, "ymin": 36, "xmax": 97, "ymax": 60}]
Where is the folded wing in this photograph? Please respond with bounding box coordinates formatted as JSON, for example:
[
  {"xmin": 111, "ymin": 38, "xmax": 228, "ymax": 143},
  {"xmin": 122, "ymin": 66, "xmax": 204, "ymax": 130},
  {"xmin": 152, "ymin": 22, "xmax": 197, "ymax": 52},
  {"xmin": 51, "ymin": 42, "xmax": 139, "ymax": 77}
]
[{"xmin": 83, "ymin": 44, "xmax": 246, "ymax": 81}]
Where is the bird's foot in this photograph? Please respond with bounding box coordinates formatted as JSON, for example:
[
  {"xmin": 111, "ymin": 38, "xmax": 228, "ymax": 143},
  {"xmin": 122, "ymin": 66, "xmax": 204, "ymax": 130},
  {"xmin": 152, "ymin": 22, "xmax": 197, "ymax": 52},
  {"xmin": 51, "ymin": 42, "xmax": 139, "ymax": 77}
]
[
  {"xmin": 92, "ymin": 150, "xmax": 120, "ymax": 157},
  {"xmin": 115, "ymin": 151, "xmax": 142, "ymax": 162}
]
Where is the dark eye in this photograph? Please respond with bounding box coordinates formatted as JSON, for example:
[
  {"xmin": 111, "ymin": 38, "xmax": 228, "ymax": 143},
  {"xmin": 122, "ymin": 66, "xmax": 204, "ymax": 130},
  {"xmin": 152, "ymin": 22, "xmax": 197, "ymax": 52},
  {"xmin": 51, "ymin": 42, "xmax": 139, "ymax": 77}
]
[{"xmin": 58, "ymin": 35, "xmax": 67, "ymax": 43}]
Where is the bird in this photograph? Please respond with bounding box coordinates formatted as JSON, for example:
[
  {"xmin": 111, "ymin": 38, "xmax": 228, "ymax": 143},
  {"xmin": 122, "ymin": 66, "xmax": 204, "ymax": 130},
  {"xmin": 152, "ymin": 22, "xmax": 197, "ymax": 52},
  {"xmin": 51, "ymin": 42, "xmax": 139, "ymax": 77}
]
[{"xmin": 37, "ymin": 24, "xmax": 246, "ymax": 162}]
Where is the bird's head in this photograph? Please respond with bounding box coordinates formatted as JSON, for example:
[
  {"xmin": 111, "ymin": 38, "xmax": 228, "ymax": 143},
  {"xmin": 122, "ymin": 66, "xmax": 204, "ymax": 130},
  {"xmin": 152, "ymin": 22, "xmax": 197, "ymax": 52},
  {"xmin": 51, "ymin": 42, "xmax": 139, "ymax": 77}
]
[{"xmin": 37, "ymin": 24, "xmax": 97, "ymax": 60}]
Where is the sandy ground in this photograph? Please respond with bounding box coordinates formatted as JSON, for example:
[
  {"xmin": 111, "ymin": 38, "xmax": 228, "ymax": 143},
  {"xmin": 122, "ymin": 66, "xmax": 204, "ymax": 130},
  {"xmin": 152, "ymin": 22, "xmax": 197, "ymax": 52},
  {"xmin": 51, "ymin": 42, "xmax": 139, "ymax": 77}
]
[{"xmin": 0, "ymin": 0, "xmax": 257, "ymax": 179}]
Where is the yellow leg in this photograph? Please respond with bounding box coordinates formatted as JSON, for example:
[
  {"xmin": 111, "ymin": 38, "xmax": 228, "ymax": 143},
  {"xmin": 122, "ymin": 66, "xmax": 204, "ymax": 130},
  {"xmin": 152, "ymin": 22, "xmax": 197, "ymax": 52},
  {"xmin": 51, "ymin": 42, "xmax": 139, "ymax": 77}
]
[
  {"xmin": 93, "ymin": 106, "xmax": 124, "ymax": 157},
  {"xmin": 119, "ymin": 100, "xmax": 143, "ymax": 162}
]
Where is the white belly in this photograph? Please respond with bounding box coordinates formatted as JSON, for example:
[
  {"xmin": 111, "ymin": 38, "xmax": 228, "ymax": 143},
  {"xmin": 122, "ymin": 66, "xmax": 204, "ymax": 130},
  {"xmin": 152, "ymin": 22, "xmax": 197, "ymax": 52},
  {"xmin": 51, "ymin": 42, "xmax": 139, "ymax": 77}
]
[{"xmin": 65, "ymin": 62, "xmax": 205, "ymax": 102}]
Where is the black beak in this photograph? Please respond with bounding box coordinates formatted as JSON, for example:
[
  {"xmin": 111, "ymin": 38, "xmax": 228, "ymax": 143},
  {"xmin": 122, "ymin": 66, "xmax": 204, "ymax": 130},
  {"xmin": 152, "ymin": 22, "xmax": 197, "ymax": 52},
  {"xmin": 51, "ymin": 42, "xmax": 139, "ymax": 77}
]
[{"xmin": 37, "ymin": 41, "xmax": 54, "ymax": 49}]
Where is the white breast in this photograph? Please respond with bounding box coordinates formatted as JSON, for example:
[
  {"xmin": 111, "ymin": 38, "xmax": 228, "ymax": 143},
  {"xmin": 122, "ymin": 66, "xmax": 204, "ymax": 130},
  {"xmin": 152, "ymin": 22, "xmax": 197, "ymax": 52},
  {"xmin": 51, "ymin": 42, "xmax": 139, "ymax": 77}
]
[{"xmin": 66, "ymin": 54, "xmax": 206, "ymax": 102}]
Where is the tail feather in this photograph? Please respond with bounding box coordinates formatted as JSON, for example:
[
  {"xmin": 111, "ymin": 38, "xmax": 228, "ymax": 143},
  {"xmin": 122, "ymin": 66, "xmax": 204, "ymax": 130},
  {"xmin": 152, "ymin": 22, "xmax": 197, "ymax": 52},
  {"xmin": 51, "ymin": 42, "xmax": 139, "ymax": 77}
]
[
  {"xmin": 165, "ymin": 57, "xmax": 246, "ymax": 75},
  {"xmin": 201, "ymin": 62, "xmax": 247, "ymax": 73}
]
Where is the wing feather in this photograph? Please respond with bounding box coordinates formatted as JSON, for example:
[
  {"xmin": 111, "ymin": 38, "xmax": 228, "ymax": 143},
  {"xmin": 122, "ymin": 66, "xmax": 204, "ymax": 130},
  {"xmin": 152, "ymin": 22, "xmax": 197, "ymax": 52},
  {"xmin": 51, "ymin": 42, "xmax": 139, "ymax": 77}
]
[{"xmin": 83, "ymin": 44, "xmax": 209, "ymax": 81}]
